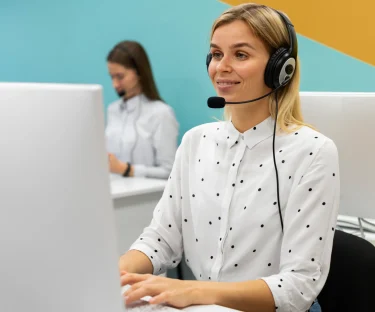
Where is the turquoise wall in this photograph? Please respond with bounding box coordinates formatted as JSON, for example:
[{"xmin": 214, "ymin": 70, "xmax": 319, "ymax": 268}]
[{"xmin": 1, "ymin": 0, "xmax": 375, "ymax": 141}]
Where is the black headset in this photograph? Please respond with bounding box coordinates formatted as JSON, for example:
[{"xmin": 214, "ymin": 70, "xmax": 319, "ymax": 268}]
[
  {"xmin": 206, "ymin": 9, "xmax": 298, "ymax": 90},
  {"xmin": 205, "ymin": 8, "xmax": 298, "ymax": 232},
  {"xmin": 112, "ymin": 43, "xmax": 142, "ymax": 164},
  {"xmin": 115, "ymin": 44, "xmax": 140, "ymax": 75}
]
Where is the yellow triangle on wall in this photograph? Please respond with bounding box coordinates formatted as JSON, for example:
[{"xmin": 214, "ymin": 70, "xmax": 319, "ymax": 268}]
[{"xmin": 219, "ymin": 0, "xmax": 375, "ymax": 66}]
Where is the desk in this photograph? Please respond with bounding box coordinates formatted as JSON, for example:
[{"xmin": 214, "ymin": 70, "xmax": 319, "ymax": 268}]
[{"xmin": 110, "ymin": 174, "xmax": 167, "ymax": 255}]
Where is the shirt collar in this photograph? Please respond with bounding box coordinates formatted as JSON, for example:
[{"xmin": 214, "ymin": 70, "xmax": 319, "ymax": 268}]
[
  {"xmin": 119, "ymin": 93, "xmax": 143, "ymax": 112},
  {"xmin": 225, "ymin": 116, "xmax": 275, "ymax": 150}
]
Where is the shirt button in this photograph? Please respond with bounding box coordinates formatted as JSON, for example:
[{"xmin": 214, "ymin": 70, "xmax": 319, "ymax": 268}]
[{"xmin": 241, "ymin": 135, "xmax": 244, "ymax": 140}]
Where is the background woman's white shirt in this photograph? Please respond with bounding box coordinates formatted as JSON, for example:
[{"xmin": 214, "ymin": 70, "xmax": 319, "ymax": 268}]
[{"xmin": 105, "ymin": 94, "xmax": 179, "ymax": 179}]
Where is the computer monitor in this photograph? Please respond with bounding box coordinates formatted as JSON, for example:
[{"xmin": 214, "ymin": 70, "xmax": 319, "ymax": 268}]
[
  {"xmin": 300, "ymin": 92, "xmax": 375, "ymax": 219},
  {"xmin": 0, "ymin": 83, "xmax": 125, "ymax": 312}
]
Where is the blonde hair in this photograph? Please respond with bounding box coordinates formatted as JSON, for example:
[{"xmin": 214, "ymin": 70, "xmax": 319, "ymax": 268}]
[{"xmin": 211, "ymin": 3, "xmax": 313, "ymax": 133}]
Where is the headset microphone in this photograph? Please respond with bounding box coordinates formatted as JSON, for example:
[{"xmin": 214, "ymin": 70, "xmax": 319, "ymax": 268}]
[
  {"xmin": 116, "ymin": 90, "xmax": 126, "ymax": 98},
  {"xmin": 114, "ymin": 43, "xmax": 139, "ymax": 99},
  {"xmin": 207, "ymin": 83, "xmax": 285, "ymax": 109},
  {"xmin": 117, "ymin": 90, "xmax": 126, "ymax": 98},
  {"xmin": 205, "ymin": 9, "xmax": 298, "ymax": 233}
]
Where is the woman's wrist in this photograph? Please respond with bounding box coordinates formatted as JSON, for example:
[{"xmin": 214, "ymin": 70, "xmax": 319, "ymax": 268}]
[
  {"xmin": 116, "ymin": 161, "xmax": 127, "ymax": 175},
  {"xmin": 122, "ymin": 162, "xmax": 132, "ymax": 177},
  {"xmin": 118, "ymin": 162, "xmax": 135, "ymax": 177},
  {"xmin": 190, "ymin": 281, "xmax": 220, "ymax": 306}
]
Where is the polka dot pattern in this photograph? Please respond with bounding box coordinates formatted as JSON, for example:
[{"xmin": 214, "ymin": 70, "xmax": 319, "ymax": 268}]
[{"xmin": 132, "ymin": 118, "xmax": 340, "ymax": 310}]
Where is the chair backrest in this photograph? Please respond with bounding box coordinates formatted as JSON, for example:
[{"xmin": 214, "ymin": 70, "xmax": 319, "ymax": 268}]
[{"xmin": 317, "ymin": 230, "xmax": 375, "ymax": 311}]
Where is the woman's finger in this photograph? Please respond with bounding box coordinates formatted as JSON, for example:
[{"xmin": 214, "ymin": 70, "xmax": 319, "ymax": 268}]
[
  {"xmin": 123, "ymin": 280, "xmax": 148, "ymax": 296},
  {"xmin": 150, "ymin": 288, "xmax": 195, "ymax": 308},
  {"xmin": 149, "ymin": 291, "xmax": 169, "ymax": 305},
  {"xmin": 120, "ymin": 273, "xmax": 151, "ymax": 286},
  {"xmin": 125, "ymin": 284, "xmax": 164, "ymax": 304}
]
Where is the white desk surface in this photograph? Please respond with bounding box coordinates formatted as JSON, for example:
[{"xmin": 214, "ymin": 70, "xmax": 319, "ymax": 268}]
[{"xmin": 110, "ymin": 174, "xmax": 167, "ymax": 199}]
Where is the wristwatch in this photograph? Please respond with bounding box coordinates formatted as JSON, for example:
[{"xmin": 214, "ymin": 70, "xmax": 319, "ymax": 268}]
[{"xmin": 122, "ymin": 162, "xmax": 131, "ymax": 177}]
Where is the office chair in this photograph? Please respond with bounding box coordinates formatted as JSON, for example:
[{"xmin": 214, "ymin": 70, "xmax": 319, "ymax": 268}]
[{"xmin": 317, "ymin": 229, "xmax": 375, "ymax": 312}]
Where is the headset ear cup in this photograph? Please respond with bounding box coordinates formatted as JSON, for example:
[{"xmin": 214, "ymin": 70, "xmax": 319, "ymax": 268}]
[
  {"xmin": 206, "ymin": 53, "xmax": 212, "ymax": 72},
  {"xmin": 264, "ymin": 48, "xmax": 287, "ymax": 89}
]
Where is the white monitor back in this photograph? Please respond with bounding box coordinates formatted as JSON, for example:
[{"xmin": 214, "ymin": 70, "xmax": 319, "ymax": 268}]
[
  {"xmin": 0, "ymin": 83, "xmax": 124, "ymax": 312},
  {"xmin": 300, "ymin": 92, "xmax": 375, "ymax": 219}
]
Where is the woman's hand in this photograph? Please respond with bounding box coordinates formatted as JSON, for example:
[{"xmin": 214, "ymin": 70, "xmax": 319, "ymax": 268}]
[
  {"xmin": 121, "ymin": 272, "xmax": 200, "ymax": 308},
  {"xmin": 108, "ymin": 153, "xmax": 127, "ymax": 174}
]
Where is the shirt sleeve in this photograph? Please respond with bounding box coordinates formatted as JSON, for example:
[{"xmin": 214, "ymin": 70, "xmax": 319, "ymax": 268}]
[
  {"xmin": 129, "ymin": 131, "xmax": 188, "ymax": 275},
  {"xmin": 261, "ymin": 139, "xmax": 340, "ymax": 312},
  {"xmin": 133, "ymin": 106, "xmax": 179, "ymax": 179}
]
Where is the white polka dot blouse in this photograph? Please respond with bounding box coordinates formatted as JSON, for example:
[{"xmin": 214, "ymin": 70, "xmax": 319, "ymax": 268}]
[{"xmin": 130, "ymin": 116, "xmax": 340, "ymax": 312}]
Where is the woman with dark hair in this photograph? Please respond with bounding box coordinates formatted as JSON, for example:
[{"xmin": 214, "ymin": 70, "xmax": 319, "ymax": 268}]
[{"xmin": 106, "ymin": 40, "xmax": 179, "ymax": 179}]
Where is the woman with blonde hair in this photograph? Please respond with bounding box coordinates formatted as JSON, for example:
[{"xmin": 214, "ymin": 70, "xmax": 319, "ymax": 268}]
[{"xmin": 118, "ymin": 3, "xmax": 339, "ymax": 312}]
